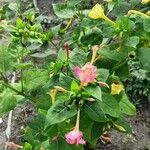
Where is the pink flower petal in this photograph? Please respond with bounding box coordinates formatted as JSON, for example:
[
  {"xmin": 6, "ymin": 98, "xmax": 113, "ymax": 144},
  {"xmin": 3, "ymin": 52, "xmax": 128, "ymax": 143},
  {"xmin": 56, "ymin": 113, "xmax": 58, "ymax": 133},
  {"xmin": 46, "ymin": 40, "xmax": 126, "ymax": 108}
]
[
  {"xmin": 74, "ymin": 64, "xmax": 97, "ymax": 86},
  {"xmin": 65, "ymin": 130, "xmax": 85, "ymax": 146},
  {"xmin": 74, "ymin": 66, "xmax": 81, "ymax": 77}
]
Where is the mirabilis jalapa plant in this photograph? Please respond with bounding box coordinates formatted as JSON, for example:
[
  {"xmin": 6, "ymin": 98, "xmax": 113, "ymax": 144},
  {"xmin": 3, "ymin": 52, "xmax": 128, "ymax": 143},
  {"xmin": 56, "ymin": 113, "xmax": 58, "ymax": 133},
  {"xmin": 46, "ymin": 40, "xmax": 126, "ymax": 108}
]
[{"xmin": 3, "ymin": 0, "xmax": 150, "ymax": 149}]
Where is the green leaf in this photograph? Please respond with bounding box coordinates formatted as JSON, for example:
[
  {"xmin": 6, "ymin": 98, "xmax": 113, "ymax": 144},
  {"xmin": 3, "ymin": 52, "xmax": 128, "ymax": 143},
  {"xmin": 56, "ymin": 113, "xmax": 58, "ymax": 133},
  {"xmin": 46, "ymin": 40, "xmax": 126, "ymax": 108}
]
[
  {"xmin": 99, "ymin": 46, "xmax": 127, "ymax": 61},
  {"xmin": 59, "ymin": 73, "xmax": 74, "ymax": 89},
  {"xmin": 112, "ymin": 2, "xmax": 130, "ymax": 17},
  {"xmin": 91, "ymin": 122, "xmax": 105, "ymax": 144},
  {"xmin": 16, "ymin": 17, "xmax": 25, "ymax": 29},
  {"xmin": 0, "ymin": 44, "xmax": 14, "ymax": 72},
  {"xmin": 99, "ymin": 93, "xmax": 120, "ymax": 118},
  {"xmin": 138, "ymin": 48, "xmax": 150, "ymax": 71},
  {"xmin": 23, "ymin": 69, "xmax": 49, "ymax": 91},
  {"xmin": 70, "ymin": 50, "xmax": 87, "ymax": 69},
  {"xmin": 82, "ymin": 102, "xmax": 108, "ymax": 122},
  {"xmin": 67, "ymin": 0, "xmax": 82, "ymax": 7},
  {"xmin": 45, "ymin": 101, "xmax": 76, "ymax": 128},
  {"xmin": 97, "ymin": 68, "xmax": 109, "ymax": 82},
  {"xmin": 143, "ymin": 18, "xmax": 150, "ymax": 33},
  {"xmin": 71, "ymin": 80, "xmax": 80, "ymax": 93},
  {"xmin": 80, "ymin": 29, "xmax": 103, "ymax": 46},
  {"xmin": 23, "ymin": 143, "xmax": 32, "ymax": 150},
  {"xmin": 35, "ymin": 94, "xmax": 51, "ymax": 110},
  {"xmin": 124, "ymin": 36, "xmax": 139, "ymax": 48},
  {"xmin": 113, "ymin": 117, "xmax": 132, "ymax": 134},
  {"xmin": 0, "ymin": 92, "xmax": 17, "ymax": 115},
  {"xmin": 119, "ymin": 92, "xmax": 136, "ymax": 116},
  {"xmin": 85, "ymin": 85, "xmax": 102, "ymax": 101},
  {"xmin": 115, "ymin": 62, "xmax": 129, "ymax": 80},
  {"xmin": 52, "ymin": 3, "xmax": 76, "ymax": 19}
]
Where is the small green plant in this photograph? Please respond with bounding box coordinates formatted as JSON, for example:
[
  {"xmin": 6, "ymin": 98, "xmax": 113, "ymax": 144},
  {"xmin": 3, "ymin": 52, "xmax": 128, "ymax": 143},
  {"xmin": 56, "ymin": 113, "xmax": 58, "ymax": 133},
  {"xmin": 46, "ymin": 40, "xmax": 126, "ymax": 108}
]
[
  {"xmin": 125, "ymin": 60, "xmax": 150, "ymax": 104},
  {"xmin": 0, "ymin": 0, "xmax": 150, "ymax": 149}
]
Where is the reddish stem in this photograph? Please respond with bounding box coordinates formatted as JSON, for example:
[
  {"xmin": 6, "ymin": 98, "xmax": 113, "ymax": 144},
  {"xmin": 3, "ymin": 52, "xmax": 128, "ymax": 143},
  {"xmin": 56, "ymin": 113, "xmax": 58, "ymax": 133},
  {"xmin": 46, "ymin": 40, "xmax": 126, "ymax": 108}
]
[{"xmin": 64, "ymin": 42, "xmax": 69, "ymax": 62}]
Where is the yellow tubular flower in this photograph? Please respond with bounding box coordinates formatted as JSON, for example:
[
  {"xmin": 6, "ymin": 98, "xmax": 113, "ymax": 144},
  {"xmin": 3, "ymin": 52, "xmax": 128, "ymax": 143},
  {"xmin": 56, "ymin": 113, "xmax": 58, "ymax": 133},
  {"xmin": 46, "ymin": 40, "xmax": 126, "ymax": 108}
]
[
  {"xmin": 111, "ymin": 83, "xmax": 124, "ymax": 95},
  {"xmin": 88, "ymin": 3, "xmax": 115, "ymax": 25},
  {"xmin": 141, "ymin": 0, "xmax": 150, "ymax": 4},
  {"xmin": 88, "ymin": 3, "xmax": 105, "ymax": 19}
]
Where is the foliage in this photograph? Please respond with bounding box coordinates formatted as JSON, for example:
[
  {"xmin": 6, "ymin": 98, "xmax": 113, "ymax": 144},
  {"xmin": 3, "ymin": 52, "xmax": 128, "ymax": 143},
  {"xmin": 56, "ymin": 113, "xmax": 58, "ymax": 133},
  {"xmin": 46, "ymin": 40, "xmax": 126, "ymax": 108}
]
[
  {"xmin": 0, "ymin": 0, "xmax": 150, "ymax": 149},
  {"xmin": 125, "ymin": 60, "xmax": 150, "ymax": 104}
]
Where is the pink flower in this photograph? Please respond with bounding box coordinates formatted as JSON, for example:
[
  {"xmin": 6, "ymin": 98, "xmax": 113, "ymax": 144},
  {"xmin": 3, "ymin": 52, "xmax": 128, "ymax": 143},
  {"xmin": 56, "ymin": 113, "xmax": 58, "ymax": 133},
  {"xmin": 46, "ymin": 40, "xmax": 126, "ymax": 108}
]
[
  {"xmin": 65, "ymin": 110, "xmax": 85, "ymax": 146},
  {"xmin": 65, "ymin": 130, "xmax": 85, "ymax": 146},
  {"xmin": 74, "ymin": 64, "xmax": 97, "ymax": 86}
]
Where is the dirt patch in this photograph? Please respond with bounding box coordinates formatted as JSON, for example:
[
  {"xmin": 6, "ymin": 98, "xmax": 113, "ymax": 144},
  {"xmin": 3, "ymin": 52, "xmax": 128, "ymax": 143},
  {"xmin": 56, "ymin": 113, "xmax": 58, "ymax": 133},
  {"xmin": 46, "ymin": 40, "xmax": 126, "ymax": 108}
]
[{"xmin": 0, "ymin": 102, "xmax": 36, "ymax": 150}]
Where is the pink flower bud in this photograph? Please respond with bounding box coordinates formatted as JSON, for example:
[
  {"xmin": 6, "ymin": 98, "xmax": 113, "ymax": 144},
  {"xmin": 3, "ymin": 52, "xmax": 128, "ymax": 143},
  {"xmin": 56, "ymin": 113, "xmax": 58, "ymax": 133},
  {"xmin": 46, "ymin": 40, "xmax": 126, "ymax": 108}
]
[
  {"xmin": 64, "ymin": 42, "xmax": 69, "ymax": 61},
  {"xmin": 74, "ymin": 64, "xmax": 97, "ymax": 86}
]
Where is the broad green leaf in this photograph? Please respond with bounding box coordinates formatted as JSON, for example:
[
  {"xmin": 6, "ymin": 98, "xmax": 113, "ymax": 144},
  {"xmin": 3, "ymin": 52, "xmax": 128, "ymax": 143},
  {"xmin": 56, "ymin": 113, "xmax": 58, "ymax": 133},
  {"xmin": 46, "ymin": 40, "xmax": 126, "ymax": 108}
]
[
  {"xmin": 91, "ymin": 122, "xmax": 105, "ymax": 144},
  {"xmin": 80, "ymin": 29, "xmax": 103, "ymax": 46},
  {"xmin": 0, "ymin": 44, "xmax": 14, "ymax": 72},
  {"xmin": 71, "ymin": 80, "xmax": 80, "ymax": 93},
  {"xmin": 0, "ymin": 92, "xmax": 17, "ymax": 115},
  {"xmin": 143, "ymin": 18, "xmax": 150, "ymax": 33},
  {"xmin": 85, "ymin": 85, "xmax": 102, "ymax": 101},
  {"xmin": 97, "ymin": 68, "xmax": 109, "ymax": 82},
  {"xmin": 112, "ymin": 2, "xmax": 130, "ymax": 17},
  {"xmin": 23, "ymin": 69, "xmax": 49, "ymax": 91},
  {"xmin": 82, "ymin": 102, "xmax": 108, "ymax": 122},
  {"xmin": 67, "ymin": 0, "xmax": 82, "ymax": 7},
  {"xmin": 113, "ymin": 117, "xmax": 132, "ymax": 134},
  {"xmin": 124, "ymin": 36, "xmax": 139, "ymax": 48},
  {"xmin": 99, "ymin": 93, "xmax": 120, "ymax": 118},
  {"xmin": 59, "ymin": 73, "xmax": 74, "ymax": 89},
  {"xmin": 70, "ymin": 51, "xmax": 87, "ymax": 69},
  {"xmin": 138, "ymin": 48, "xmax": 150, "ymax": 71},
  {"xmin": 52, "ymin": 3, "xmax": 76, "ymax": 19},
  {"xmin": 45, "ymin": 101, "xmax": 76, "ymax": 128},
  {"xmin": 99, "ymin": 46, "xmax": 127, "ymax": 61},
  {"xmin": 119, "ymin": 92, "xmax": 136, "ymax": 116},
  {"xmin": 115, "ymin": 62, "xmax": 129, "ymax": 79},
  {"xmin": 35, "ymin": 94, "xmax": 51, "ymax": 110}
]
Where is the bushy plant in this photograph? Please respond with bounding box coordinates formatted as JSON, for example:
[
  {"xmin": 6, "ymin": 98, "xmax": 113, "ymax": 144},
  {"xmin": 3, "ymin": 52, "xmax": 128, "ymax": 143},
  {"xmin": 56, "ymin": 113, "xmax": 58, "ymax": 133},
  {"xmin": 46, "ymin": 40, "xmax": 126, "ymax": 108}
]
[{"xmin": 0, "ymin": 0, "xmax": 150, "ymax": 149}]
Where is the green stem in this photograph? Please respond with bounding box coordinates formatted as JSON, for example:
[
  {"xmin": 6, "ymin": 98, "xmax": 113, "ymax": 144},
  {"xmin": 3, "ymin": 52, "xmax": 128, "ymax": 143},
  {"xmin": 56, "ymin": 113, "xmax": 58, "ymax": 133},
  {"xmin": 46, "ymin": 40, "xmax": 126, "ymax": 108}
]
[
  {"xmin": 103, "ymin": 16, "xmax": 116, "ymax": 25},
  {"xmin": 2, "ymin": 82, "xmax": 33, "ymax": 101},
  {"xmin": 20, "ymin": 70, "xmax": 24, "ymax": 93}
]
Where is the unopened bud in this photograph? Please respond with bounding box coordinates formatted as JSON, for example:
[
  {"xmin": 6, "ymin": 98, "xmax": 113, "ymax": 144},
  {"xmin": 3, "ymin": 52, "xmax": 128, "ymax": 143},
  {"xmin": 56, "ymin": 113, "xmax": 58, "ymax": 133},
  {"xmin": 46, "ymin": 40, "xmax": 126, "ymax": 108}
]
[{"xmin": 54, "ymin": 86, "xmax": 67, "ymax": 92}]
